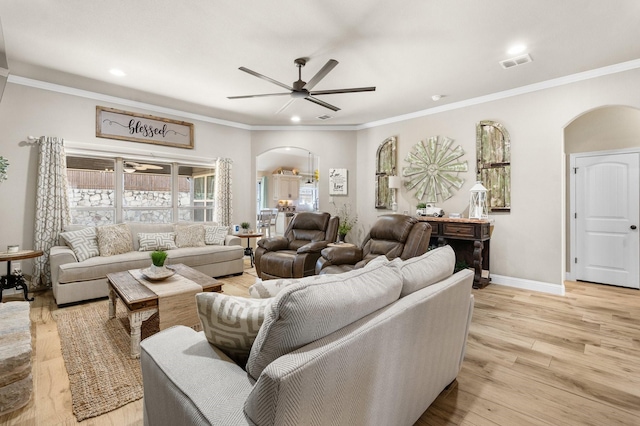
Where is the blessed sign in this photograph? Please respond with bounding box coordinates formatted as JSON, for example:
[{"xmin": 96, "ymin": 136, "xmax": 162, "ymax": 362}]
[{"xmin": 96, "ymin": 106, "xmax": 194, "ymax": 149}]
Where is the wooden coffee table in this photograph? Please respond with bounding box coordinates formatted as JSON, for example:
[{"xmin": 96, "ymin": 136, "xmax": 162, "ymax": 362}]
[{"xmin": 107, "ymin": 263, "xmax": 222, "ymax": 358}]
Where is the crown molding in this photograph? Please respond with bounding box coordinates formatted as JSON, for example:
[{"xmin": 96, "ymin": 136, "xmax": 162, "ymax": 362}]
[
  {"xmin": 357, "ymin": 58, "xmax": 640, "ymax": 130},
  {"xmin": 7, "ymin": 74, "xmax": 253, "ymax": 131},
  {"xmin": 9, "ymin": 58, "xmax": 640, "ymax": 132}
]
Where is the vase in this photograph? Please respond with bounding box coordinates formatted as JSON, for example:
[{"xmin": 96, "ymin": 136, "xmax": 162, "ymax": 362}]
[
  {"xmin": 150, "ymin": 264, "xmax": 166, "ymax": 274},
  {"xmin": 338, "ymin": 234, "xmax": 346, "ymax": 243}
]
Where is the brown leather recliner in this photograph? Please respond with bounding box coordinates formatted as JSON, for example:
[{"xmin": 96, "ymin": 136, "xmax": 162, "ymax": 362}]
[
  {"xmin": 255, "ymin": 211, "xmax": 339, "ymax": 280},
  {"xmin": 315, "ymin": 214, "xmax": 432, "ymax": 275}
]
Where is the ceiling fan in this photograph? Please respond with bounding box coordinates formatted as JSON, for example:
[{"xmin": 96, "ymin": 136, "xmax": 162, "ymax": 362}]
[
  {"xmin": 123, "ymin": 161, "xmax": 163, "ymax": 173},
  {"xmin": 228, "ymin": 58, "xmax": 376, "ymax": 113}
]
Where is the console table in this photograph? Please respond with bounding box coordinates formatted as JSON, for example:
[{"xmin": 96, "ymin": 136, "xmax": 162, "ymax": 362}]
[{"xmin": 418, "ymin": 217, "xmax": 492, "ymax": 289}]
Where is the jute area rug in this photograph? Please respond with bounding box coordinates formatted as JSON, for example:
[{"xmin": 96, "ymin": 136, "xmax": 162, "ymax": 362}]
[{"xmin": 53, "ymin": 299, "xmax": 159, "ymax": 422}]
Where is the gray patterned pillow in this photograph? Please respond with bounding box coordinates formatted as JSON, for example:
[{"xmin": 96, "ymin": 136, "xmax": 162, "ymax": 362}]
[
  {"xmin": 204, "ymin": 225, "xmax": 228, "ymax": 245},
  {"xmin": 96, "ymin": 223, "xmax": 133, "ymax": 257},
  {"xmin": 174, "ymin": 224, "xmax": 206, "ymax": 248},
  {"xmin": 196, "ymin": 292, "xmax": 273, "ymax": 366},
  {"xmin": 60, "ymin": 227, "xmax": 99, "ymax": 262},
  {"xmin": 137, "ymin": 232, "xmax": 177, "ymax": 251},
  {"xmin": 246, "ymin": 260, "xmax": 403, "ymax": 380}
]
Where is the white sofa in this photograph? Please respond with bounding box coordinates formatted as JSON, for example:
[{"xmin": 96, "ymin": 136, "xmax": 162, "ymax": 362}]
[
  {"xmin": 140, "ymin": 246, "xmax": 474, "ymax": 426},
  {"xmin": 50, "ymin": 222, "xmax": 244, "ymax": 306}
]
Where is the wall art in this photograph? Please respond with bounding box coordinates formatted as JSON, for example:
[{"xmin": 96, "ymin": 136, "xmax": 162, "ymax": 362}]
[
  {"xmin": 402, "ymin": 135, "xmax": 468, "ymax": 203},
  {"xmin": 96, "ymin": 106, "xmax": 194, "ymax": 149},
  {"xmin": 476, "ymin": 120, "xmax": 511, "ymax": 212},
  {"xmin": 329, "ymin": 168, "xmax": 348, "ymax": 195}
]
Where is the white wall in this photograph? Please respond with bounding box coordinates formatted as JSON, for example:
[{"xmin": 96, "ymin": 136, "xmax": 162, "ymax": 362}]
[
  {"xmin": 356, "ymin": 68, "xmax": 640, "ymax": 290},
  {"xmin": 2, "ymin": 67, "xmax": 640, "ymax": 291},
  {"xmin": 0, "ymin": 82, "xmax": 252, "ymax": 277},
  {"xmin": 250, "ymin": 130, "xmax": 358, "ymax": 238}
]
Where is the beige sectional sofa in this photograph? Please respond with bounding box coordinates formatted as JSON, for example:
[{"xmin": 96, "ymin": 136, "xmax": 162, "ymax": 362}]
[
  {"xmin": 50, "ymin": 222, "xmax": 244, "ymax": 306},
  {"xmin": 140, "ymin": 245, "xmax": 474, "ymax": 426}
]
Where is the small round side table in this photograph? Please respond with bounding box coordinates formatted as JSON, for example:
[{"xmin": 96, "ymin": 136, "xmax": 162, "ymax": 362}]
[{"xmin": 0, "ymin": 249, "xmax": 43, "ymax": 302}]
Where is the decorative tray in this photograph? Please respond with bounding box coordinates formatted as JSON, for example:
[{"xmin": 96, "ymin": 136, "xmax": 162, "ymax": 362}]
[{"xmin": 141, "ymin": 267, "xmax": 176, "ymax": 281}]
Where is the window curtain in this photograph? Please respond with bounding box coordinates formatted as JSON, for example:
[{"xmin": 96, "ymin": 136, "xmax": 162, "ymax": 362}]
[
  {"xmin": 213, "ymin": 157, "xmax": 233, "ymax": 227},
  {"xmin": 33, "ymin": 137, "xmax": 70, "ymax": 288}
]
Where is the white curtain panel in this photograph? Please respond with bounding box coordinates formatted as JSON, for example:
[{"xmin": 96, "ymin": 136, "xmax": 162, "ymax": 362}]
[
  {"xmin": 213, "ymin": 157, "xmax": 233, "ymax": 227},
  {"xmin": 33, "ymin": 136, "xmax": 70, "ymax": 288}
]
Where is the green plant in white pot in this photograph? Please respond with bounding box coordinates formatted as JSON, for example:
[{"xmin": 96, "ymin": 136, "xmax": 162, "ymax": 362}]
[{"xmin": 150, "ymin": 250, "xmax": 168, "ymax": 274}]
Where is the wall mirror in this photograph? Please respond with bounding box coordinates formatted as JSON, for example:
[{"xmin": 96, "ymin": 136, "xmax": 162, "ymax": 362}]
[
  {"xmin": 476, "ymin": 120, "xmax": 511, "ymax": 212},
  {"xmin": 375, "ymin": 136, "xmax": 396, "ymax": 209}
]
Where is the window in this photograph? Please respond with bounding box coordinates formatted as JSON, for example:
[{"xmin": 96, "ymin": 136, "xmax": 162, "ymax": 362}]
[
  {"xmin": 178, "ymin": 166, "xmax": 216, "ymax": 222},
  {"xmin": 66, "ymin": 156, "xmax": 116, "ymax": 226},
  {"xmin": 67, "ymin": 156, "xmax": 216, "ymax": 225}
]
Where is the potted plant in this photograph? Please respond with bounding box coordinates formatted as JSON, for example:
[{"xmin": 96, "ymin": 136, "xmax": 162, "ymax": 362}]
[
  {"xmin": 335, "ymin": 203, "xmax": 357, "ymax": 243},
  {"xmin": 241, "ymin": 222, "xmax": 251, "ymax": 233},
  {"xmin": 416, "ymin": 202, "xmax": 427, "ymax": 216},
  {"xmin": 150, "ymin": 250, "xmax": 168, "ymax": 273}
]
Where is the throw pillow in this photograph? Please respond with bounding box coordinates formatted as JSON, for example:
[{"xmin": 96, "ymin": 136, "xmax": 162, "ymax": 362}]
[
  {"xmin": 399, "ymin": 245, "xmax": 456, "ymax": 297},
  {"xmin": 249, "ymin": 277, "xmax": 300, "ymax": 299},
  {"xmin": 196, "ymin": 292, "xmax": 273, "ymax": 366},
  {"xmin": 246, "ymin": 260, "xmax": 403, "ymax": 380},
  {"xmin": 96, "ymin": 223, "xmax": 133, "ymax": 257},
  {"xmin": 137, "ymin": 232, "xmax": 177, "ymax": 251},
  {"xmin": 204, "ymin": 225, "xmax": 228, "ymax": 245},
  {"xmin": 174, "ymin": 224, "xmax": 206, "ymax": 248},
  {"xmin": 59, "ymin": 227, "xmax": 99, "ymax": 262}
]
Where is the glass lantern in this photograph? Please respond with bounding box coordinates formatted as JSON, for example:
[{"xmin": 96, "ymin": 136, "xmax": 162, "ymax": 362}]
[{"xmin": 469, "ymin": 181, "xmax": 488, "ymax": 220}]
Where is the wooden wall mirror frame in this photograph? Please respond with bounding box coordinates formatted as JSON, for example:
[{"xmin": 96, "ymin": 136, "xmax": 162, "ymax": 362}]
[
  {"xmin": 476, "ymin": 120, "xmax": 511, "ymax": 212},
  {"xmin": 375, "ymin": 136, "xmax": 397, "ymax": 209}
]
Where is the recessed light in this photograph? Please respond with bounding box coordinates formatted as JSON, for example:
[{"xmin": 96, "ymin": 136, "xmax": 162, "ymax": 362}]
[
  {"xmin": 431, "ymin": 95, "xmax": 442, "ymax": 101},
  {"xmin": 507, "ymin": 44, "xmax": 527, "ymax": 55},
  {"xmin": 291, "ymin": 116, "xmax": 301, "ymax": 122},
  {"xmin": 109, "ymin": 68, "xmax": 126, "ymax": 77}
]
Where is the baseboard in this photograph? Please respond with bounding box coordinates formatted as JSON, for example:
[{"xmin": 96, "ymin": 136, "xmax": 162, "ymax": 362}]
[{"xmin": 490, "ymin": 274, "xmax": 566, "ymax": 296}]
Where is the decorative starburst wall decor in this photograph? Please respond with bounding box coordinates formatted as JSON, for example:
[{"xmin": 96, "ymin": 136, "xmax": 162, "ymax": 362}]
[{"xmin": 402, "ymin": 136, "xmax": 468, "ymax": 203}]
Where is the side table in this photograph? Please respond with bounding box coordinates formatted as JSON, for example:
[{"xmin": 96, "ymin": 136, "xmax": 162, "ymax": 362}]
[
  {"xmin": 0, "ymin": 250, "xmax": 43, "ymax": 302},
  {"xmin": 418, "ymin": 217, "xmax": 492, "ymax": 289},
  {"xmin": 327, "ymin": 242, "xmax": 356, "ymax": 248},
  {"xmin": 237, "ymin": 233, "xmax": 263, "ymax": 267}
]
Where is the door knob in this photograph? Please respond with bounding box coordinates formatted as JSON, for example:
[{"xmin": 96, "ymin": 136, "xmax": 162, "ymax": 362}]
[{"xmin": 631, "ymin": 225, "xmax": 637, "ymax": 230}]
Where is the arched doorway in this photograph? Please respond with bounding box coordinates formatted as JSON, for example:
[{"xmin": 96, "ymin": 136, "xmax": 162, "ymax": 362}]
[
  {"xmin": 256, "ymin": 147, "xmax": 319, "ymax": 235},
  {"xmin": 565, "ymin": 105, "xmax": 640, "ymax": 288}
]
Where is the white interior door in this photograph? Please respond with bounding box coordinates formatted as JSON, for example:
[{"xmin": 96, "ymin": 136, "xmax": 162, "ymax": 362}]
[{"xmin": 575, "ymin": 153, "xmax": 639, "ymax": 289}]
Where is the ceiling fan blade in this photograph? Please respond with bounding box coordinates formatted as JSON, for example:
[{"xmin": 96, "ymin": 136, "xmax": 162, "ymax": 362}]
[
  {"xmin": 310, "ymin": 86, "xmax": 376, "ymax": 96},
  {"xmin": 276, "ymin": 98, "xmax": 297, "ymax": 114},
  {"xmin": 238, "ymin": 66, "xmax": 293, "ymax": 91},
  {"xmin": 228, "ymin": 92, "xmax": 291, "ymax": 99},
  {"xmin": 304, "ymin": 59, "xmax": 338, "ymax": 91},
  {"xmin": 305, "ymin": 96, "xmax": 340, "ymax": 112},
  {"xmin": 141, "ymin": 164, "xmax": 163, "ymax": 170}
]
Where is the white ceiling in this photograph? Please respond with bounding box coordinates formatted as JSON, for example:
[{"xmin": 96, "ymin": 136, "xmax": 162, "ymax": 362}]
[{"xmin": 1, "ymin": 1, "xmax": 640, "ymax": 127}]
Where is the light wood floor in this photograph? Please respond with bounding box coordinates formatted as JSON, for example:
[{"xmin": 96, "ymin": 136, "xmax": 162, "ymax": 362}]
[{"xmin": 1, "ymin": 265, "xmax": 639, "ymax": 425}]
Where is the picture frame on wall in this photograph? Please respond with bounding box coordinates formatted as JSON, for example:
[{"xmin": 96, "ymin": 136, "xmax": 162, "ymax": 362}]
[
  {"xmin": 329, "ymin": 168, "xmax": 348, "ymax": 195},
  {"xmin": 96, "ymin": 106, "xmax": 194, "ymax": 149}
]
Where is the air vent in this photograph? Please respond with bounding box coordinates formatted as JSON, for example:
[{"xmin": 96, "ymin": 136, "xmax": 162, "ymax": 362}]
[
  {"xmin": 500, "ymin": 53, "xmax": 533, "ymax": 69},
  {"xmin": 317, "ymin": 114, "xmax": 333, "ymax": 120}
]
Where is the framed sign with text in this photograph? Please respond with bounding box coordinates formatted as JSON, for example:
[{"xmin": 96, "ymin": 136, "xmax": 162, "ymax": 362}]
[
  {"xmin": 96, "ymin": 106, "xmax": 194, "ymax": 149},
  {"xmin": 329, "ymin": 168, "xmax": 348, "ymax": 195}
]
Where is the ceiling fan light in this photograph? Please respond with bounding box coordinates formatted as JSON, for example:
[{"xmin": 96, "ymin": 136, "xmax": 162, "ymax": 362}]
[{"xmin": 123, "ymin": 167, "xmax": 136, "ymax": 173}]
